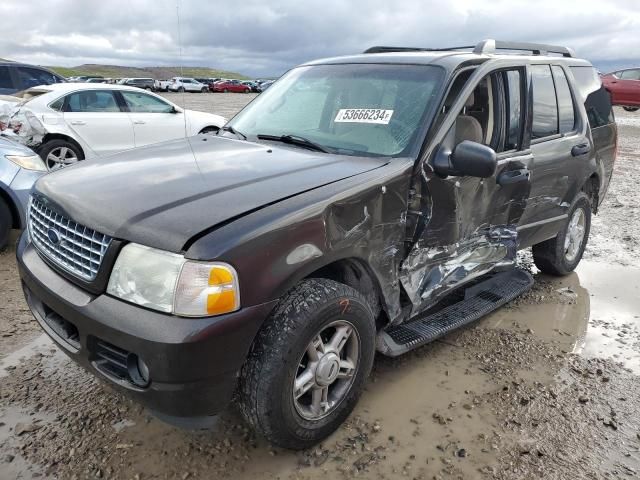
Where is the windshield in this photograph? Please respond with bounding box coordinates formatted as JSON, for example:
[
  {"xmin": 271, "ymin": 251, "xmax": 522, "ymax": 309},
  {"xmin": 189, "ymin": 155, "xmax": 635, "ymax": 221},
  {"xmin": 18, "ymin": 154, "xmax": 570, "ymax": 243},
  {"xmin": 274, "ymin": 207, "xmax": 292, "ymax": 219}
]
[{"xmin": 228, "ymin": 63, "xmax": 444, "ymax": 157}]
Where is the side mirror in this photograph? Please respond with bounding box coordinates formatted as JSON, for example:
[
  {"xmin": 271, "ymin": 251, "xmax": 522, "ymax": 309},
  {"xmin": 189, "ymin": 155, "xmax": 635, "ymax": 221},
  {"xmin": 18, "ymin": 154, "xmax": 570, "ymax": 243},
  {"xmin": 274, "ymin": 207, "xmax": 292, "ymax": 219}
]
[{"xmin": 433, "ymin": 141, "xmax": 497, "ymax": 178}]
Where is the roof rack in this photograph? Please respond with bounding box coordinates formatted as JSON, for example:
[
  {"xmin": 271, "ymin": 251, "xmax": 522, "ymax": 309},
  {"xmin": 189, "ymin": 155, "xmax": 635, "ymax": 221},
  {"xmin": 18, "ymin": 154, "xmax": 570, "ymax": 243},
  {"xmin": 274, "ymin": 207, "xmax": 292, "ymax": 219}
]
[
  {"xmin": 363, "ymin": 39, "xmax": 574, "ymax": 58},
  {"xmin": 473, "ymin": 40, "xmax": 574, "ymax": 57},
  {"xmin": 363, "ymin": 46, "xmax": 474, "ymax": 54}
]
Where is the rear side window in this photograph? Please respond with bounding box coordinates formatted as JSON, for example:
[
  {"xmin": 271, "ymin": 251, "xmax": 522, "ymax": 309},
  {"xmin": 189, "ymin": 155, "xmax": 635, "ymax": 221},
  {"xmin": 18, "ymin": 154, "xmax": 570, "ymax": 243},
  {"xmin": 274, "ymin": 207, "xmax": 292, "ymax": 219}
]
[
  {"xmin": 570, "ymin": 66, "xmax": 613, "ymax": 128},
  {"xmin": 64, "ymin": 90, "xmax": 121, "ymax": 112},
  {"xmin": 551, "ymin": 66, "xmax": 575, "ymax": 134},
  {"xmin": 15, "ymin": 67, "xmax": 62, "ymax": 90},
  {"xmin": 531, "ymin": 65, "xmax": 558, "ymax": 139},
  {"xmin": 0, "ymin": 66, "xmax": 13, "ymax": 89}
]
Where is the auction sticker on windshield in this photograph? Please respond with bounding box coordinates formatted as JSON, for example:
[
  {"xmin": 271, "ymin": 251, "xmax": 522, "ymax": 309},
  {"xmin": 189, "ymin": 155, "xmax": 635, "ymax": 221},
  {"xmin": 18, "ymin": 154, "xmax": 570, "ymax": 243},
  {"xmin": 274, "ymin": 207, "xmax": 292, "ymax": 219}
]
[{"xmin": 334, "ymin": 108, "xmax": 394, "ymax": 124}]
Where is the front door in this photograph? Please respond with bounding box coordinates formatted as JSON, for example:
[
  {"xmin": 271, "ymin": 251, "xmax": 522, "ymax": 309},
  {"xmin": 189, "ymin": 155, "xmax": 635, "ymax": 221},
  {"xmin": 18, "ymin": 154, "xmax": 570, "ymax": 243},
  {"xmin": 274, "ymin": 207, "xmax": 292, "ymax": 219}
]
[
  {"xmin": 400, "ymin": 67, "xmax": 531, "ymax": 317},
  {"xmin": 118, "ymin": 90, "xmax": 186, "ymax": 147},
  {"xmin": 62, "ymin": 90, "xmax": 135, "ymax": 156}
]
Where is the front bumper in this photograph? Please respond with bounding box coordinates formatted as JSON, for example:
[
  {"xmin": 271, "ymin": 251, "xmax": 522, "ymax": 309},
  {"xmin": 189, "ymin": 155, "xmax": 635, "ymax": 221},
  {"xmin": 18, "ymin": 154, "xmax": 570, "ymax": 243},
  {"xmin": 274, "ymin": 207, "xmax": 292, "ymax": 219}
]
[{"xmin": 16, "ymin": 234, "xmax": 276, "ymax": 418}]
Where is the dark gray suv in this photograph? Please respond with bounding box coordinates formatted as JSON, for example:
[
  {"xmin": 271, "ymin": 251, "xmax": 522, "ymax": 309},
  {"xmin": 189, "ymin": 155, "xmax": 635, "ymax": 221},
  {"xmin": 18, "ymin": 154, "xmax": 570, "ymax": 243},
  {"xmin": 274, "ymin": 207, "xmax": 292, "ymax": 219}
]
[
  {"xmin": 0, "ymin": 61, "xmax": 66, "ymax": 95},
  {"xmin": 17, "ymin": 40, "xmax": 617, "ymax": 449}
]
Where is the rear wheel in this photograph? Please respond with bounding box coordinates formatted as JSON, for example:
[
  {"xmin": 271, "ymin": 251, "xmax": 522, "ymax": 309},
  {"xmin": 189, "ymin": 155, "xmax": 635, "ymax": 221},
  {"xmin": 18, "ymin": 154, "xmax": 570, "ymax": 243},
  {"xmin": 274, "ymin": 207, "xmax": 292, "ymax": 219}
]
[
  {"xmin": 244, "ymin": 87, "xmax": 250, "ymax": 93},
  {"xmin": 623, "ymin": 106, "xmax": 639, "ymax": 112},
  {"xmin": 0, "ymin": 199, "xmax": 11, "ymax": 251},
  {"xmin": 223, "ymin": 88, "xmax": 229, "ymax": 93},
  {"xmin": 532, "ymin": 192, "xmax": 591, "ymax": 276},
  {"xmin": 38, "ymin": 139, "xmax": 84, "ymax": 171},
  {"xmin": 201, "ymin": 87, "xmax": 208, "ymax": 93},
  {"xmin": 178, "ymin": 87, "xmax": 185, "ymax": 93},
  {"xmin": 239, "ymin": 279, "xmax": 375, "ymax": 449}
]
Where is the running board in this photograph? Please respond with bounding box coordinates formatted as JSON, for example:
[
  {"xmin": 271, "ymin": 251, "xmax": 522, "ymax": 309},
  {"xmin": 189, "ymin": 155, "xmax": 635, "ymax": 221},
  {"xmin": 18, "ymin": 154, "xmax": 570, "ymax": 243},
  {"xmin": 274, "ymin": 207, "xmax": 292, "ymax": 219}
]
[{"xmin": 377, "ymin": 269, "xmax": 534, "ymax": 357}]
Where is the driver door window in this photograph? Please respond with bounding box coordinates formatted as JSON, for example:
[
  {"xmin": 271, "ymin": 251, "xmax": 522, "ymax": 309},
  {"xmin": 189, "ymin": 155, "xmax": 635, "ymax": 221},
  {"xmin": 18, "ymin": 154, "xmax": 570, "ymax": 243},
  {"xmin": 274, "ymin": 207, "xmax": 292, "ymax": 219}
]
[{"xmin": 119, "ymin": 91, "xmax": 183, "ymax": 148}]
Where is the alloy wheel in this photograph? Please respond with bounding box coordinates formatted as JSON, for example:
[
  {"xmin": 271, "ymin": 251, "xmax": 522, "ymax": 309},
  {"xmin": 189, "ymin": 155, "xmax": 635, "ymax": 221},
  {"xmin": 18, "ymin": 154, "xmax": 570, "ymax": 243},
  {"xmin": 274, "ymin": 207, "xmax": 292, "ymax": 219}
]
[
  {"xmin": 46, "ymin": 147, "xmax": 79, "ymax": 171},
  {"xmin": 293, "ymin": 320, "xmax": 360, "ymax": 420},
  {"xmin": 564, "ymin": 208, "xmax": 586, "ymax": 262}
]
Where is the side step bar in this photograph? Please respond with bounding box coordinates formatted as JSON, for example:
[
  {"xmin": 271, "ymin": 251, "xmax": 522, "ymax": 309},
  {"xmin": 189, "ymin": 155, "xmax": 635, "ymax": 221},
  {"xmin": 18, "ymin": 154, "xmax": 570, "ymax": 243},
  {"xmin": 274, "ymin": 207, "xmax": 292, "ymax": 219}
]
[{"xmin": 377, "ymin": 269, "xmax": 533, "ymax": 357}]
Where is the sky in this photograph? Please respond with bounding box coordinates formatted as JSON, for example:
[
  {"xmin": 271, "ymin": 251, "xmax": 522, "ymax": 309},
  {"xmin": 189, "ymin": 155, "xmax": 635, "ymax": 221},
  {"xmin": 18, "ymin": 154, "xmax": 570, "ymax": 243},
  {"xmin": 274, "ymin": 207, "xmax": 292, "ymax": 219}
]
[{"xmin": 0, "ymin": 0, "xmax": 639, "ymax": 77}]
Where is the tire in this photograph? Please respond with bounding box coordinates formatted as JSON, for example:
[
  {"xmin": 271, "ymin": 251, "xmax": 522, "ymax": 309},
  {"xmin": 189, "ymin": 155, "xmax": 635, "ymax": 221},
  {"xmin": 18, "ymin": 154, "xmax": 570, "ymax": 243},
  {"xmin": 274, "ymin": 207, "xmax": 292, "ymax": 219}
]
[
  {"xmin": 0, "ymin": 199, "xmax": 11, "ymax": 251},
  {"xmin": 178, "ymin": 87, "xmax": 185, "ymax": 93},
  {"xmin": 223, "ymin": 88, "xmax": 228, "ymax": 93},
  {"xmin": 239, "ymin": 278, "xmax": 375, "ymax": 450},
  {"xmin": 623, "ymin": 106, "xmax": 639, "ymax": 112},
  {"xmin": 38, "ymin": 139, "xmax": 84, "ymax": 171},
  {"xmin": 201, "ymin": 87, "xmax": 208, "ymax": 93},
  {"xmin": 244, "ymin": 88, "xmax": 250, "ymax": 93},
  {"xmin": 532, "ymin": 192, "xmax": 591, "ymax": 276}
]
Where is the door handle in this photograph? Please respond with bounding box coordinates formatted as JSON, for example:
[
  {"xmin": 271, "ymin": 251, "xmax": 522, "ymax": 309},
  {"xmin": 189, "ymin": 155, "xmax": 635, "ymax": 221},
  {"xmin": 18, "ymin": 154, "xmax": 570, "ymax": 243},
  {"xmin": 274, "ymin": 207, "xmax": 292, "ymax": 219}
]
[
  {"xmin": 571, "ymin": 143, "xmax": 591, "ymax": 157},
  {"xmin": 497, "ymin": 168, "xmax": 530, "ymax": 186},
  {"xmin": 132, "ymin": 120, "xmax": 146, "ymax": 125},
  {"xmin": 70, "ymin": 120, "xmax": 86, "ymax": 125}
]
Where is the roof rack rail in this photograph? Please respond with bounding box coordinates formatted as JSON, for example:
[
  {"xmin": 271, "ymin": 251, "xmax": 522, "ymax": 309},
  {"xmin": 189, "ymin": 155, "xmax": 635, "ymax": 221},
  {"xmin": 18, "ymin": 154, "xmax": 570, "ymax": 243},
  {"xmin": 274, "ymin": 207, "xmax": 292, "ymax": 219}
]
[
  {"xmin": 473, "ymin": 40, "xmax": 574, "ymax": 58},
  {"xmin": 363, "ymin": 40, "xmax": 574, "ymax": 58},
  {"xmin": 363, "ymin": 46, "xmax": 474, "ymax": 54}
]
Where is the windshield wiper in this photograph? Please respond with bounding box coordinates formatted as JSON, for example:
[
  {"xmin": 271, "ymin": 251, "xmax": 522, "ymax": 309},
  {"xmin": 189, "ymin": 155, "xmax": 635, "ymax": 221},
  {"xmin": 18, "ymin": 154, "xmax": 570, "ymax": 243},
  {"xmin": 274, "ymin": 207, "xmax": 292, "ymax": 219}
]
[
  {"xmin": 256, "ymin": 134, "xmax": 331, "ymax": 153},
  {"xmin": 220, "ymin": 125, "xmax": 246, "ymax": 140}
]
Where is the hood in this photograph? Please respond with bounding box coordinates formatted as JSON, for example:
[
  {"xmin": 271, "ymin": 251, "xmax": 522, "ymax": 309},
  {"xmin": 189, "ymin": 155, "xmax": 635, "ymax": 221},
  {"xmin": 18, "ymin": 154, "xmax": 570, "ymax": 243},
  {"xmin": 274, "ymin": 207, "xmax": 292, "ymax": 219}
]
[{"xmin": 35, "ymin": 136, "xmax": 388, "ymax": 252}]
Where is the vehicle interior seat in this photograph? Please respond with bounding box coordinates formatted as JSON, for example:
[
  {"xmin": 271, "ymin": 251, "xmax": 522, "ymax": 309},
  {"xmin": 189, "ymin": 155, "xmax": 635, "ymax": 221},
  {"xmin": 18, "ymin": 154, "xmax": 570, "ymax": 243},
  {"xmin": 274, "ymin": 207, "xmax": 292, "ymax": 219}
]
[{"xmin": 454, "ymin": 92, "xmax": 483, "ymax": 145}]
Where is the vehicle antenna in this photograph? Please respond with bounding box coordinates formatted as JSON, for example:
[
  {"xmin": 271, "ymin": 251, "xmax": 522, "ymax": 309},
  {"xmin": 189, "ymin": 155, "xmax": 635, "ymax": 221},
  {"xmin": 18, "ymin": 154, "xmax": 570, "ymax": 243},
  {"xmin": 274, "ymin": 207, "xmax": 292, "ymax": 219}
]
[{"xmin": 176, "ymin": 0, "xmax": 187, "ymax": 137}]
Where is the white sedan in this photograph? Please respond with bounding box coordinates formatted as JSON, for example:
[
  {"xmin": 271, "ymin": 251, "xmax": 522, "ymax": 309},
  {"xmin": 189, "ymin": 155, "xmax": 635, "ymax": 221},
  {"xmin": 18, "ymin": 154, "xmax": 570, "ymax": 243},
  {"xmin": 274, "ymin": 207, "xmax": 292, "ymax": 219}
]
[{"xmin": 0, "ymin": 83, "xmax": 225, "ymax": 170}]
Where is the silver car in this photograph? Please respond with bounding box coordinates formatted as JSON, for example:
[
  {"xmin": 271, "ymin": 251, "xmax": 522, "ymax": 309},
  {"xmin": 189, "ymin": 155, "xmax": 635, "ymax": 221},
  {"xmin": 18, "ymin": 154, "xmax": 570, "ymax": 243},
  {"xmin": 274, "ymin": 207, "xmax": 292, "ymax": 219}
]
[{"xmin": 0, "ymin": 136, "xmax": 47, "ymax": 249}]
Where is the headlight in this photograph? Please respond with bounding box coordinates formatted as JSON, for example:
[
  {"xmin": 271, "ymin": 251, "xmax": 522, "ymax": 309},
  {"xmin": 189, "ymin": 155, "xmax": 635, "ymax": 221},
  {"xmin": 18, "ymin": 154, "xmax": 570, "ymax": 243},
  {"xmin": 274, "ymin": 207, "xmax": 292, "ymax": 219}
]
[
  {"xmin": 5, "ymin": 154, "xmax": 47, "ymax": 171},
  {"xmin": 106, "ymin": 243, "xmax": 240, "ymax": 317}
]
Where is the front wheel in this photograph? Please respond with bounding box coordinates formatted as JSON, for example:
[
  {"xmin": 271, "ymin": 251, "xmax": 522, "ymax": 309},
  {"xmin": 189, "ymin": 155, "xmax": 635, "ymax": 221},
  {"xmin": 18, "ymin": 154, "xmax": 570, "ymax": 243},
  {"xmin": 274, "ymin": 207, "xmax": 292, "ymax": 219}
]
[
  {"xmin": 623, "ymin": 106, "xmax": 639, "ymax": 112},
  {"xmin": 532, "ymin": 192, "xmax": 591, "ymax": 276},
  {"xmin": 239, "ymin": 279, "xmax": 375, "ymax": 449},
  {"xmin": 201, "ymin": 87, "xmax": 208, "ymax": 93}
]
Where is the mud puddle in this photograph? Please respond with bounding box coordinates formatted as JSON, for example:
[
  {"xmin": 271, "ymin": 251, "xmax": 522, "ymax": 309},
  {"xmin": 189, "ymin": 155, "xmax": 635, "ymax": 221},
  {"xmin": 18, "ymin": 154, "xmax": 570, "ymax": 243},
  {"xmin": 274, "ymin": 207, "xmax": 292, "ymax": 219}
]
[{"xmin": 1, "ymin": 260, "xmax": 639, "ymax": 479}]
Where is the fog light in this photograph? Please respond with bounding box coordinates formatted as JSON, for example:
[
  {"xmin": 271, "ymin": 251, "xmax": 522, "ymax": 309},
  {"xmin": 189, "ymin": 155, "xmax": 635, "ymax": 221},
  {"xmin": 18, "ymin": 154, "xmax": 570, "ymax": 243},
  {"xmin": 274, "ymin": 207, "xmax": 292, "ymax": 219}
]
[{"xmin": 127, "ymin": 354, "xmax": 150, "ymax": 387}]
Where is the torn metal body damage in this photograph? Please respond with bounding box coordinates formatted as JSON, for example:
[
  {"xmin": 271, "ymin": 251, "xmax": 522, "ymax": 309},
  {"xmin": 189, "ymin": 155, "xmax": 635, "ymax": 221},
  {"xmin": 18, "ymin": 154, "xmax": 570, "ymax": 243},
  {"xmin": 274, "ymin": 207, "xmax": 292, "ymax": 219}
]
[
  {"xmin": 400, "ymin": 226, "xmax": 517, "ymax": 315},
  {"xmin": 0, "ymin": 103, "xmax": 45, "ymax": 147}
]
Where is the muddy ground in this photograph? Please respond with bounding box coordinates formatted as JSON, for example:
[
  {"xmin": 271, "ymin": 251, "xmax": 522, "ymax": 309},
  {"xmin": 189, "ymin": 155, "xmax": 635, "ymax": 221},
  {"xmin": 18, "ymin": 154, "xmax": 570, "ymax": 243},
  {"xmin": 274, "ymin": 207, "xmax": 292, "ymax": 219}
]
[{"xmin": 1, "ymin": 100, "xmax": 639, "ymax": 480}]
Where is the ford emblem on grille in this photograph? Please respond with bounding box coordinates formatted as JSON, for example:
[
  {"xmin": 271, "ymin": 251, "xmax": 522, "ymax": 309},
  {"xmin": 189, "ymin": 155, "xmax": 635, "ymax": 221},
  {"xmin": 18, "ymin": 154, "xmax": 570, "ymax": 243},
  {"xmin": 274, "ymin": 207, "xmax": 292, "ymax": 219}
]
[{"xmin": 47, "ymin": 228, "xmax": 61, "ymax": 245}]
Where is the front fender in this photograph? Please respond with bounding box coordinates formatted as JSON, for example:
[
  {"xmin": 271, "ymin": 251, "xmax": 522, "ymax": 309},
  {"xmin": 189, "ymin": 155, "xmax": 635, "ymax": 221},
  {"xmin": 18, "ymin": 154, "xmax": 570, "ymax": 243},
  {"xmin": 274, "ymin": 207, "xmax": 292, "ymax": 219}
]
[{"xmin": 185, "ymin": 160, "xmax": 414, "ymax": 322}]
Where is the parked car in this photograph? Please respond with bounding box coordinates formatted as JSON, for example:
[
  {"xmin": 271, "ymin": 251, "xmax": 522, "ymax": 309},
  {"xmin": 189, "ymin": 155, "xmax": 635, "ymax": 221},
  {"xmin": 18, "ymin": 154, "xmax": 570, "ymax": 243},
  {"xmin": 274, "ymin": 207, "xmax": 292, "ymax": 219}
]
[
  {"xmin": 257, "ymin": 80, "xmax": 274, "ymax": 92},
  {"xmin": 121, "ymin": 78, "xmax": 155, "ymax": 90},
  {"xmin": 212, "ymin": 79, "xmax": 252, "ymax": 93},
  {"xmin": 0, "ymin": 83, "xmax": 225, "ymax": 169},
  {"xmin": 16, "ymin": 40, "xmax": 616, "ymax": 450},
  {"xmin": 242, "ymin": 81, "xmax": 260, "ymax": 92},
  {"xmin": 0, "ymin": 61, "xmax": 66, "ymax": 95},
  {"xmin": 0, "ymin": 137, "xmax": 46, "ymax": 249},
  {"xmin": 85, "ymin": 78, "xmax": 107, "ymax": 84},
  {"xmin": 601, "ymin": 68, "xmax": 640, "ymax": 111},
  {"xmin": 154, "ymin": 79, "xmax": 172, "ymax": 92},
  {"xmin": 169, "ymin": 77, "xmax": 208, "ymax": 93}
]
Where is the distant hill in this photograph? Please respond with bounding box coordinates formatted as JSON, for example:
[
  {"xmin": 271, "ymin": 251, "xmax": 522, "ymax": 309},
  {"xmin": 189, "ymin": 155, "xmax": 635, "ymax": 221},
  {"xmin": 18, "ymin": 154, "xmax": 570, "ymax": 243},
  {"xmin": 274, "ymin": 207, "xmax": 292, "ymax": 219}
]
[{"xmin": 46, "ymin": 64, "xmax": 249, "ymax": 80}]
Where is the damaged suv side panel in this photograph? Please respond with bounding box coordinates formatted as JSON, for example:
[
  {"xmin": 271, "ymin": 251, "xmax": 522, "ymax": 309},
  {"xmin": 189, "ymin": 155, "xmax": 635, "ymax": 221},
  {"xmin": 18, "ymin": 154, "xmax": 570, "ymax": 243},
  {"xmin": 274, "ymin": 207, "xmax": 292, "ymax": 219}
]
[{"xmin": 185, "ymin": 158, "xmax": 415, "ymax": 323}]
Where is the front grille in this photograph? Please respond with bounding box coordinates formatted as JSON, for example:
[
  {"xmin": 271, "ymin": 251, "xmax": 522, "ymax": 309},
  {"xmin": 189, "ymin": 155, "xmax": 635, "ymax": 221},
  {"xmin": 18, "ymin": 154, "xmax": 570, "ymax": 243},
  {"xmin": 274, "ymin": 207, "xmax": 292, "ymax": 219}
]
[{"xmin": 28, "ymin": 197, "xmax": 112, "ymax": 281}]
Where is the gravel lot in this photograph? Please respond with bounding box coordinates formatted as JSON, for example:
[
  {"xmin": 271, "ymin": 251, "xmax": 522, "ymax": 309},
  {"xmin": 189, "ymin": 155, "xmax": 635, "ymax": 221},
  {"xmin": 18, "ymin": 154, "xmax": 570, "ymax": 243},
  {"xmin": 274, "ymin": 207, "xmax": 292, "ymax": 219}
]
[{"xmin": 1, "ymin": 97, "xmax": 639, "ymax": 480}]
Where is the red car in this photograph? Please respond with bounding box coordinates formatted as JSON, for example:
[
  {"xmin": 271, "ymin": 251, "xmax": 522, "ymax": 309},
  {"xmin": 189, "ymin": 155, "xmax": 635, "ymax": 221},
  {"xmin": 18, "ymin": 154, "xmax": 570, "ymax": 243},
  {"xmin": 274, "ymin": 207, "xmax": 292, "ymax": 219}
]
[
  {"xmin": 211, "ymin": 80, "xmax": 251, "ymax": 93},
  {"xmin": 601, "ymin": 68, "xmax": 640, "ymax": 112}
]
